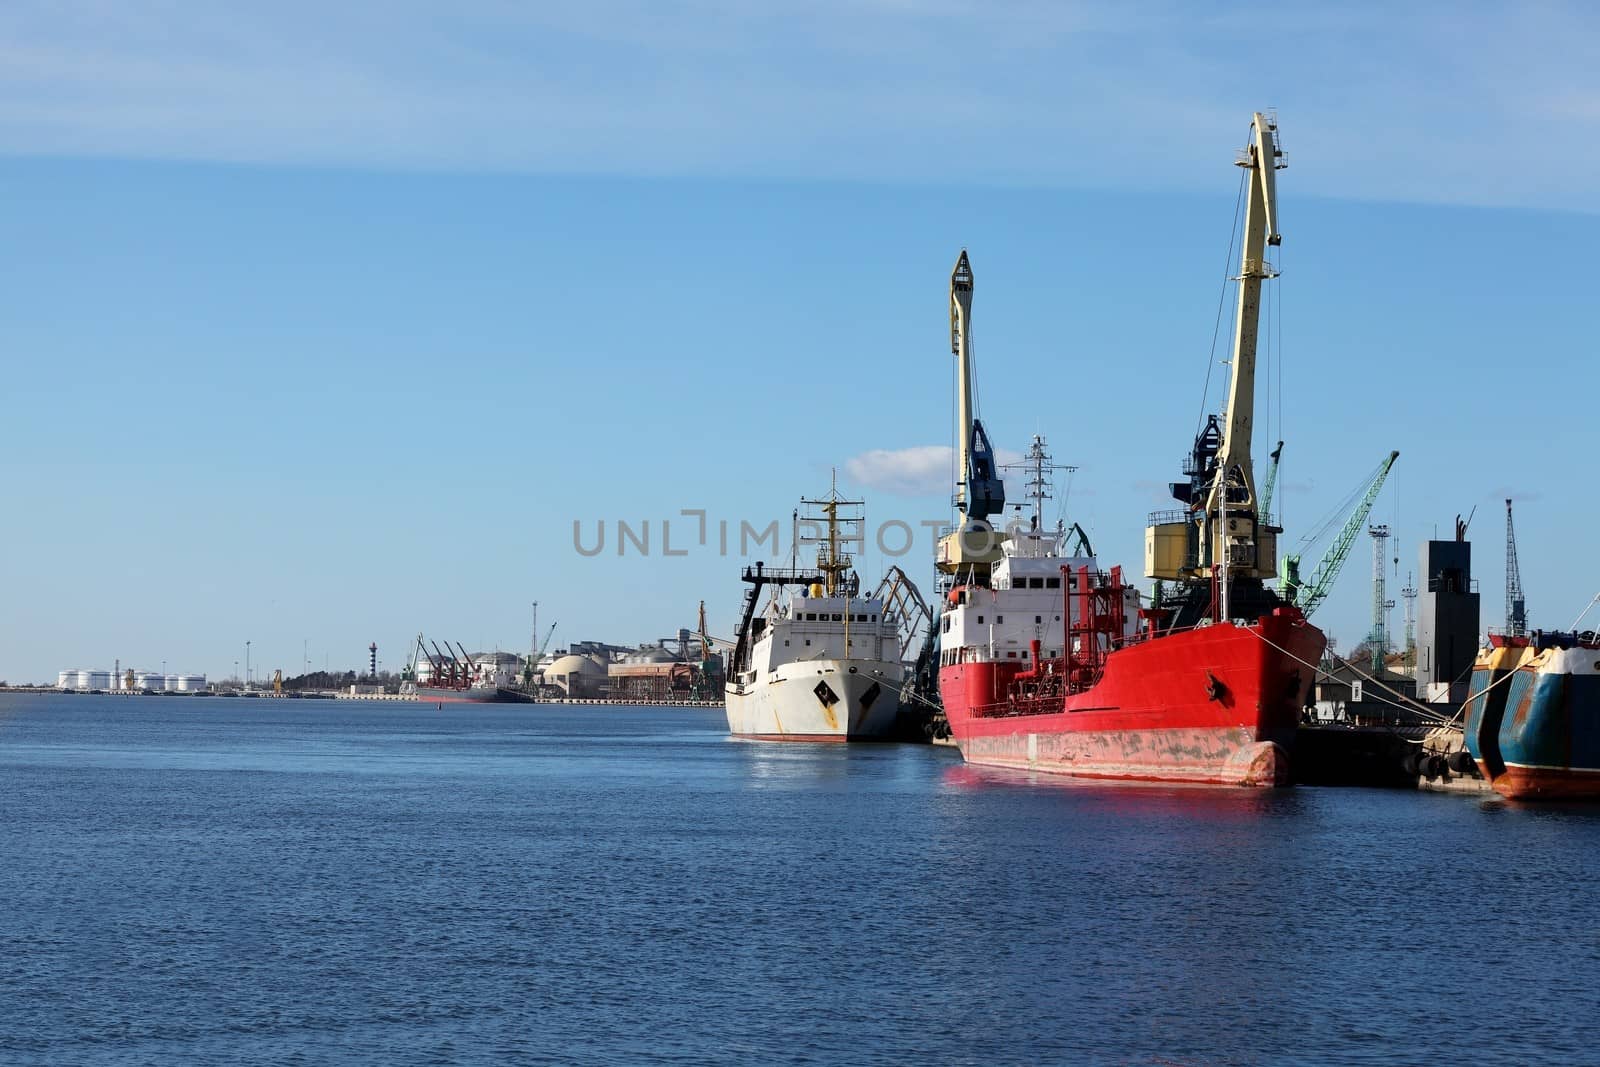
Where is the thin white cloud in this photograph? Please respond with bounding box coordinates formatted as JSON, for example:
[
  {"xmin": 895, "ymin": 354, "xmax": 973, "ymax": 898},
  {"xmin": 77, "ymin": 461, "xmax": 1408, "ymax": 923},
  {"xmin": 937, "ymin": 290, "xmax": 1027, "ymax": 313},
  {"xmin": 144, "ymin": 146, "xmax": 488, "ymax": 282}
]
[
  {"xmin": 846, "ymin": 444, "xmax": 1025, "ymax": 496},
  {"xmin": 2, "ymin": 1, "xmax": 1600, "ymax": 209},
  {"xmin": 846, "ymin": 446, "xmax": 952, "ymax": 496}
]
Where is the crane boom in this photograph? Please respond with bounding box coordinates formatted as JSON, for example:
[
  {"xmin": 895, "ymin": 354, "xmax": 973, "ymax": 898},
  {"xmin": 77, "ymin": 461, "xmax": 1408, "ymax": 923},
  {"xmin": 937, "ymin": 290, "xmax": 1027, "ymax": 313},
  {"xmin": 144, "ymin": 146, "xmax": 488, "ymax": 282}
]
[
  {"xmin": 1260, "ymin": 440, "xmax": 1284, "ymax": 524},
  {"xmin": 1285, "ymin": 450, "xmax": 1400, "ymax": 618},
  {"xmin": 1203, "ymin": 112, "xmax": 1284, "ymax": 525},
  {"xmin": 937, "ymin": 249, "xmax": 1006, "ymax": 576}
]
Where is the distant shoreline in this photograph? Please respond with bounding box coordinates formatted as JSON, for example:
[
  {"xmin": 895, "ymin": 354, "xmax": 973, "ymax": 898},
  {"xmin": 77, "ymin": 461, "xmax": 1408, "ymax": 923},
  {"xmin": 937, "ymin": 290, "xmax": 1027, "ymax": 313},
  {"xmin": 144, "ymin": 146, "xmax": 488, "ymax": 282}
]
[{"xmin": 0, "ymin": 686, "xmax": 724, "ymax": 708}]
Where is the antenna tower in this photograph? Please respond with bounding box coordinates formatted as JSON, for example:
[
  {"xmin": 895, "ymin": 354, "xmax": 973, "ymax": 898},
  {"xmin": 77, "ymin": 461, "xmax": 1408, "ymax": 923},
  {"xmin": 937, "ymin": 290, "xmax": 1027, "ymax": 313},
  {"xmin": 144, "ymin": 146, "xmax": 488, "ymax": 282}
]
[
  {"xmin": 1400, "ymin": 570, "xmax": 1418, "ymax": 669},
  {"xmin": 1002, "ymin": 433, "xmax": 1077, "ymax": 528}
]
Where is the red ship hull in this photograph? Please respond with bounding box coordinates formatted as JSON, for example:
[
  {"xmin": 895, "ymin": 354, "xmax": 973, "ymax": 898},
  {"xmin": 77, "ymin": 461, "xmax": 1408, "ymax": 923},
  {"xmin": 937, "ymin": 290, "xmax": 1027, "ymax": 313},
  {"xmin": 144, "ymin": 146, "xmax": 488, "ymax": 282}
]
[{"xmin": 939, "ymin": 609, "xmax": 1325, "ymax": 787}]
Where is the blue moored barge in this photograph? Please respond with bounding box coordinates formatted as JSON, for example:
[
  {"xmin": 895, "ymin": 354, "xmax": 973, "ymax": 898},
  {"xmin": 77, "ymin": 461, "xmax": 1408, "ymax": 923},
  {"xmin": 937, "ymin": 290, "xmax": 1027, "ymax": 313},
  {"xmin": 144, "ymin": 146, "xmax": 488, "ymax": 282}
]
[{"xmin": 1465, "ymin": 631, "xmax": 1600, "ymax": 799}]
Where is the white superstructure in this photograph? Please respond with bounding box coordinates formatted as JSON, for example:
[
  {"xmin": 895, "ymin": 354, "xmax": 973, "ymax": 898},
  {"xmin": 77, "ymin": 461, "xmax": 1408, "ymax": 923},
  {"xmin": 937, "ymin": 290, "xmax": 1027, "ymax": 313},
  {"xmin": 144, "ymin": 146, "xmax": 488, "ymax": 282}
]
[
  {"xmin": 725, "ymin": 486, "xmax": 906, "ymax": 741},
  {"xmin": 939, "ymin": 438, "xmax": 1140, "ymax": 671}
]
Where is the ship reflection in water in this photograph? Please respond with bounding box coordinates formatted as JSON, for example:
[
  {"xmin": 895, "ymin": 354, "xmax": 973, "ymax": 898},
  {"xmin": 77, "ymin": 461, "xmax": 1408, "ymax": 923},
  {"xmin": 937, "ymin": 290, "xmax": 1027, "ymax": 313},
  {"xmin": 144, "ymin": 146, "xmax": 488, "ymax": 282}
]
[{"xmin": 939, "ymin": 761, "xmax": 1290, "ymax": 815}]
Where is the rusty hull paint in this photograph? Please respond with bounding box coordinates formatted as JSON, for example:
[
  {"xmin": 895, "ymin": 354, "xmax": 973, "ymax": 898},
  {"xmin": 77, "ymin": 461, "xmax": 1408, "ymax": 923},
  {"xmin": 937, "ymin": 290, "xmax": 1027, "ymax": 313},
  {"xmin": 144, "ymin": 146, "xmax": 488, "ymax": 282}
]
[
  {"xmin": 960, "ymin": 728, "xmax": 1289, "ymax": 786},
  {"xmin": 1494, "ymin": 764, "xmax": 1600, "ymax": 800}
]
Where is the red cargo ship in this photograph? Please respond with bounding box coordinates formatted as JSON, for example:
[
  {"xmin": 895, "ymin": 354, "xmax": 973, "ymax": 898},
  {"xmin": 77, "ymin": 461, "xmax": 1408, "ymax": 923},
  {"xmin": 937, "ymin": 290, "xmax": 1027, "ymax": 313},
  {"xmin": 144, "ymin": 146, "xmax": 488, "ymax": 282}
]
[
  {"xmin": 934, "ymin": 113, "xmax": 1324, "ymax": 786},
  {"xmin": 938, "ymin": 562, "xmax": 1324, "ymax": 786}
]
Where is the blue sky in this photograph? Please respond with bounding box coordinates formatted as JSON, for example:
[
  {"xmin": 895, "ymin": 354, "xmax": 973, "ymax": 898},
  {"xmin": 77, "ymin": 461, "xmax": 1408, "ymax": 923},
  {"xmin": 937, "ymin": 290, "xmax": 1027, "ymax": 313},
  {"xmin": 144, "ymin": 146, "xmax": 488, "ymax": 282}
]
[{"xmin": 3, "ymin": 1, "xmax": 1599, "ymax": 681}]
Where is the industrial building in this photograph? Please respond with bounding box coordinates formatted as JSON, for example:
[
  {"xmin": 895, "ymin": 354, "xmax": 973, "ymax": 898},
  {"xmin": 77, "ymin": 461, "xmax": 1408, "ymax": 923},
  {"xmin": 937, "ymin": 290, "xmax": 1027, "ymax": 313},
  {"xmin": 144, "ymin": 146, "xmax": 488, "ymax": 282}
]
[
  {"xmin": 541, "ymin": 653, "xmax": 609, "ymax": 699},
  {"xmin": 1414, "ymin": 526, "xmax": 1480, "ymax": 705},
  {"xmin": 608, "ymin": 645, "xmax": 694, "ymax": 702},
  {"xmin": 607, "ymin": 631, "xmax": 724, "ymax": 702}
]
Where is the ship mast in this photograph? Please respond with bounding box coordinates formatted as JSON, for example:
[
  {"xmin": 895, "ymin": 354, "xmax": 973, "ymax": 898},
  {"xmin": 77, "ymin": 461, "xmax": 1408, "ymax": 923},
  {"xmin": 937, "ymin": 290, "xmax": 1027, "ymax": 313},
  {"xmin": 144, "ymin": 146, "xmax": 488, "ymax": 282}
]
[
  {"xmin": 1016, "ymin": 433, "xmax": 1076, "ymax": 530},
  {"xmin": 1202, "ymin": 111, "xmax": 1284, "ymax": 571},
  {"xmin": 800, "ymin": 472, "xmax": 861, "ymax": 598}
]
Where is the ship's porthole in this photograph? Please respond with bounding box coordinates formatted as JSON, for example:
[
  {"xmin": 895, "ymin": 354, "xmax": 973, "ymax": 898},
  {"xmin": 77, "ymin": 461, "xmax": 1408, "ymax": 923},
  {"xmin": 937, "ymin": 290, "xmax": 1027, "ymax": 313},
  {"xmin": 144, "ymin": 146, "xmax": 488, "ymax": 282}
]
[{"xmin": 849, "ymin": 666, "xmax": 858, "ymax": 673}]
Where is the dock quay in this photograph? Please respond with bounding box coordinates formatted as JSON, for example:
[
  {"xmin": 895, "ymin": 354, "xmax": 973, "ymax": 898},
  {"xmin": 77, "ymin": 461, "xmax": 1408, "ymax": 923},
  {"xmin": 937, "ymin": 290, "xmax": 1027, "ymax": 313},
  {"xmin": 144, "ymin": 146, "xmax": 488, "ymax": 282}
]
[
  {"xmin": 341, "ymin": 692, "xmax": 726, "ymax": 707},
  {"xmin": 1294, "ymin": 721, "xmax": 1490, "ymax": 792}
]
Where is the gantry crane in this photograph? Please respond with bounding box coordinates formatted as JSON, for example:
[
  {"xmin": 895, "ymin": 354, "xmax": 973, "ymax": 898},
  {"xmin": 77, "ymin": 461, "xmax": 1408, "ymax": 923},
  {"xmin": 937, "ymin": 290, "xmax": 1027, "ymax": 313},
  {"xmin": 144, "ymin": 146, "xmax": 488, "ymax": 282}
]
[{"xmin": 1505, "ymin": 498, "xmax": 1527, "ymax": 637}]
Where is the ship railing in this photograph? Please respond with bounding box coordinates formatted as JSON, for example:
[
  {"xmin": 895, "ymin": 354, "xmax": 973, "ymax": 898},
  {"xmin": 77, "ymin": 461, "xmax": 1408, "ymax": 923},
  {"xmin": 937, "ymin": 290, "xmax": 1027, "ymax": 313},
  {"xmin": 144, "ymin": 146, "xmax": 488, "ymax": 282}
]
[
  {"xmin": 1486, "ymin": 627, "xmax": 1600, "ymax": 650},
  {"xmin": 741, "ymin": 564, "xmax": 826, "ymax": 585},
  {"xmin": 1146, "ymin": 508, "xmax": 1192, "ymax": 526},
  {"xmin": 1426, "ymin": 576, "xmax": 1480, "ymax": 594},
  {"xmin": 970, "ymin": 695, "xmax": 1063, "ymax": 719}
]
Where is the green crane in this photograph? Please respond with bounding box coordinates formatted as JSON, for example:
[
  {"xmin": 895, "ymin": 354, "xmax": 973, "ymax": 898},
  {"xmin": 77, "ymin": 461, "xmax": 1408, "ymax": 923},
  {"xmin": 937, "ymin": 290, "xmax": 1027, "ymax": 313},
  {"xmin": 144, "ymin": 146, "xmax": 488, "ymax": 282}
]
[
  {"xmin": 1259, "ymin": 441, "xmax": 1284, "ymax": 525},
  {"xmin": 1281, "ymin": 450, "xmax": 1400, "ymax": 619},
  {"xmin": 523, "ymin": 622, "xmax": 558, "ymax": 686}
]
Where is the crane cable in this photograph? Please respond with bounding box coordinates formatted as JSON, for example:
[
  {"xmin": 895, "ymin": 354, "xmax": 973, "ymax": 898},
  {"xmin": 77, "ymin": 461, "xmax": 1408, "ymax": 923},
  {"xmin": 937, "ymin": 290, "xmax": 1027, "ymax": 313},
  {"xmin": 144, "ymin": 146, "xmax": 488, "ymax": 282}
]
[
  {"xmin": 1196, "ymin": 163, "xmax": 1249, "ymax": 438},
  {"xmin": 1244, "ymin": 624, "xmax": 1525, "ymax": 729},
  {"xmin": 1294, "ymin": 453, "xmax": 1390, "ymax": 554}
]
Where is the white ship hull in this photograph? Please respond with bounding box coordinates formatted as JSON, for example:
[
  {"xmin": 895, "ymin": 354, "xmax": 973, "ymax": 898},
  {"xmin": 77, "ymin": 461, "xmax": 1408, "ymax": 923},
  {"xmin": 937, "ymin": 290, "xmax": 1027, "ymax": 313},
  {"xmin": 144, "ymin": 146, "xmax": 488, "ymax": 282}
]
[{"xmin": 725, "ymin": 658, "xmax": 903, "ymax": 741}]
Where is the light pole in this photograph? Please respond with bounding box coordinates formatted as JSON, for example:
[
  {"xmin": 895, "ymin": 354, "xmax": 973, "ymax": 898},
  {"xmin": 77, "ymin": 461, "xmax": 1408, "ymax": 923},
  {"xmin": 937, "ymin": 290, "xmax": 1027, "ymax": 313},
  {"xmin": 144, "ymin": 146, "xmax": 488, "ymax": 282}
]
[
  {"xmin": 234, "ymin": 660, "xmax": 239, "ymax": 684},
  {"xmin": 245, "ymin": 641, "xmax": 251, "ymax": 686}
]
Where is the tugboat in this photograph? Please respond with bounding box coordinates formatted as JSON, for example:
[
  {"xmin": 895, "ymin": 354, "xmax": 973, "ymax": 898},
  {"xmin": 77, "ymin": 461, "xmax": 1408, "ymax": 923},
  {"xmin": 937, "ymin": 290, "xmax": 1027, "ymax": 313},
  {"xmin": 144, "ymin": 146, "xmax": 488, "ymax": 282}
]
[
  {"xmin": 724, "ymin": 484, "xmax": 905, "ymax": 741},
  {"xmin": 935, "ymin": 113, "xmax": 1325, "ymax": 786}
]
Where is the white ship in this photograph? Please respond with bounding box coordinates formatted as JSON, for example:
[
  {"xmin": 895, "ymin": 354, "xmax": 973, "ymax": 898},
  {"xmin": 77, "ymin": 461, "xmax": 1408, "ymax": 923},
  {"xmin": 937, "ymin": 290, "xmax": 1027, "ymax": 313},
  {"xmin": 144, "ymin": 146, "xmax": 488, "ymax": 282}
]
[{"xmin": 725, "ymin": 487, "xmax": 905, "ymax": 741}]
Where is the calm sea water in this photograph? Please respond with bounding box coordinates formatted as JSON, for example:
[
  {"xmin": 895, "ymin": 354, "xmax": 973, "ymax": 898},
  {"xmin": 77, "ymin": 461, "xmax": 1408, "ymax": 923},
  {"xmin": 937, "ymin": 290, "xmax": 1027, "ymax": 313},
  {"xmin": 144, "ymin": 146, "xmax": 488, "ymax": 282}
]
[{"xmin": 1, "ymin": 694, "xmax": 1597, "ymax": 1066}]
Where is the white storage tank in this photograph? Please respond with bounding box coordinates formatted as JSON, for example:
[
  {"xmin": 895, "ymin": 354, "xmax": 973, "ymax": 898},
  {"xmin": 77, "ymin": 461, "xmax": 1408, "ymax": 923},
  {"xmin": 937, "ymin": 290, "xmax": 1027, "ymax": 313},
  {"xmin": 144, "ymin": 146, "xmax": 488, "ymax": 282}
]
[
  {"xmin": 84, "ymin": 670, "xmax": 112, "ymax": 691},
  {"xmin": 74, "ymin": 670, "xmax": 92, "ymax": 690},
  {"xmin": 57, "ymin": 670, "xmax": 75, "ymax": 690},
  {"xmin": 136, "ymin": 672, "xmax": 165, "ymax": 692},
  {"xmin": 176, "ymin": 674, "xmax": 206, "ymax": 692},
  {"xmin": 163, "ymin": 675, "xmax": 180, "ymax": 692}
]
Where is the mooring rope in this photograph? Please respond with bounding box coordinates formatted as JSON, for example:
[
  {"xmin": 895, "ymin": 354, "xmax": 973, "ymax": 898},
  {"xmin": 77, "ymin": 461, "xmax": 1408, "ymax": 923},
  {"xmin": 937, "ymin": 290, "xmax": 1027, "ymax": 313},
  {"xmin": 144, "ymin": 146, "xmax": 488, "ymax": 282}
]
[{"xmin": 1243, "ymin": 625, "xmax": 1457, "ymax": 724}]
